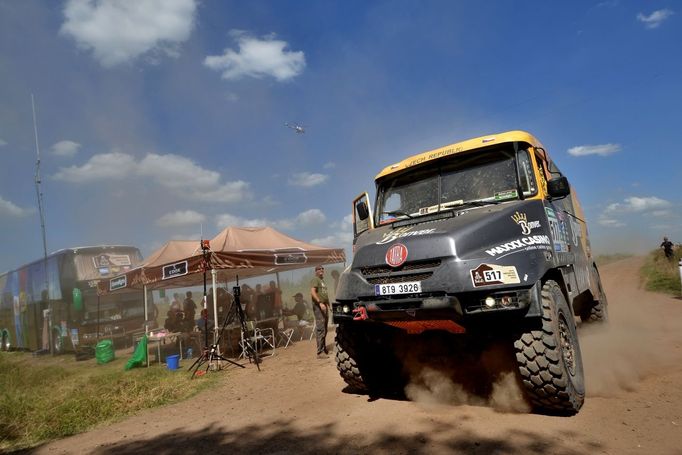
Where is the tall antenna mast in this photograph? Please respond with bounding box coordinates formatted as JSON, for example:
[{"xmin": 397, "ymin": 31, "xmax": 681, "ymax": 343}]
[{"xmin": 32, "ymin": 94, "xmax": 52, "ymax": 354}]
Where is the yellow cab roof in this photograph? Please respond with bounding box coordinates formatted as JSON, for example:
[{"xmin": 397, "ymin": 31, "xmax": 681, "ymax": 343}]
[{"xmin": 375, "ymin": 130, "xmax": 545, "ymax": 181}]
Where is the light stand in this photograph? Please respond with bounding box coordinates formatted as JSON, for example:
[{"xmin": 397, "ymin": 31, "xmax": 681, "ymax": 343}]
[{"xmin": 188, "ymin": 240, "xmax": 243, "ymax": 378}]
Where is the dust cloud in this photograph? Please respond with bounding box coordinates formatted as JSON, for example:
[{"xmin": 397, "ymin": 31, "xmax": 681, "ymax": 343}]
[
  {"xmin": 399, "ymin": 336, "xmax": 530, "ymax": 413},
  {"xmin": 579, "ymin": 290, "xmax": 682, "ymax": 397}
]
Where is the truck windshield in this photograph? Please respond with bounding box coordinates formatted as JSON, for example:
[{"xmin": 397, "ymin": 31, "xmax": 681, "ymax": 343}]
[{"xmin": 376, "ymin": 148, "xmax": 535, "ymax": 225}]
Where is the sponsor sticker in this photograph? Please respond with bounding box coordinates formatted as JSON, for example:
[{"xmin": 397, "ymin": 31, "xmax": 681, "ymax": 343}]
[
  {"xmin": 511, "ymin": 211, "xmax": 541, "ymax": 235},
  {"xmin": 109, "ymin": 275, "xmax": 127, "ymax": 291},
  {"xmin": 485, "ymin": 235, "xmax": 552, "ymax": 257},
  {"xmin": 470, "ymin": 264, "xmax": 521, "ymax": 287},
  {"xmin": 377, "ymin": 226, "xmax": 436, "ymax": 245},
  {"xmin": 162, "ymin": 261, "xmax": 188, "ymax": 280},
  {"xmin": 274, "ymin": 252, "xmax": 308, "ymax": 265},
  {"xmin": 545, "ymin": 207, "xmax": 568, "ymax": 252}
]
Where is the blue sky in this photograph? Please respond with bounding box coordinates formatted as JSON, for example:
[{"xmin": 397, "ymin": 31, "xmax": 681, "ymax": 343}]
[{"xmin": 0, "ymin": 0, "xmax": 680, "ymax": 273}]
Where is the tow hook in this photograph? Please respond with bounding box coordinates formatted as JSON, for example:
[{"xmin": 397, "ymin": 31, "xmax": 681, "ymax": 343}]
[{"xmin": 352, "ymin": 306, "xmax": 369, "ymax": 321}]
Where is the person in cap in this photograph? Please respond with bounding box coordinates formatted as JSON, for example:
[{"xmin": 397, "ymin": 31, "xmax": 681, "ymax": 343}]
[{"xmin": 310, "ymin": 265, "xmax": 330, "ymax": 359}]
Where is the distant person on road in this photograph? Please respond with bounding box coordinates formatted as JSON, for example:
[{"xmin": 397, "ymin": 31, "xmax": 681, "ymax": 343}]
[
  {"xmin": 661, "ymin": 236, "xmax": 674, "ymax": 260},
  {"xmin": 310, "ymin": 265, "xmax": 330, "ymax": 359}
]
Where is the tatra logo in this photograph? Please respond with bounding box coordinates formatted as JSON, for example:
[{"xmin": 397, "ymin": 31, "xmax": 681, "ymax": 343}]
[
  {"xmin": 386, "ymin": 243, "xmax": 408, "ymax": 267},
  {"xmin": 511, "ymin": 211, "xmax": 541, "ymax": 235}
]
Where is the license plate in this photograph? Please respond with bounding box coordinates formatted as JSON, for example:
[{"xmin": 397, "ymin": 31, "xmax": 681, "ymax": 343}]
[{"xmin": 374, "ymin": 281, "xmax": 422, "ymax": 296}]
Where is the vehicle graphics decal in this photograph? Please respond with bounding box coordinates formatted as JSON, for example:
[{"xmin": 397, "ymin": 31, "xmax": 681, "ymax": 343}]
[
  {"xmin": 376, "ymin": 226, "xmax": 436, "ymax": 245},
  {"xmin": 545, "ymin": 207, "xmax": 569, "ymax": 252},
  {"xmin": 470, "ymin": 263, "xmax": 521, "ymax": 287},
  {"xmin": 485, "ymin": 235, "xmax": 552, "ymax": 258},
  {"xmin": 511, "ymin": 211, "xmax": 541, "ymax": 235}
]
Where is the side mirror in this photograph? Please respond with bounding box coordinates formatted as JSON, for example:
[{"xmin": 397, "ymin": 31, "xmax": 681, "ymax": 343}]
[
  {"xmin": 548, "ymin": 176, "xmax": 570, "ymax": 199},
  {"xmin": 356, "ymin": 201, "xmax": 369, "ymax": 221}
]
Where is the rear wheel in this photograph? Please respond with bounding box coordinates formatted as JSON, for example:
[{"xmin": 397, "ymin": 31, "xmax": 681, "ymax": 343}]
[
  {"xmin": 581, "ymin": 267, "xmax": 609, "ymax": 323},
  {"xmin": 514, "ymin": 280, "xmax": 585, "ymax": 415}
]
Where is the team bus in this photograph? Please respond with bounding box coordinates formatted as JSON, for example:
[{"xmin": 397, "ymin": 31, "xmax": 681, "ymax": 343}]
[{"xmin": 0, "ymin": 245, "xmax": 147, "ymax": 353}]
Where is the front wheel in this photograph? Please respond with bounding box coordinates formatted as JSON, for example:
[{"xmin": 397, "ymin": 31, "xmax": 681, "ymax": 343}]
[{"xmin": 514, "ymin": 280, "xmax": 585, "ymax": 415}]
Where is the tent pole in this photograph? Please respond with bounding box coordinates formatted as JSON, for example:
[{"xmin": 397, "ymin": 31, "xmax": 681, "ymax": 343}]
[
  {"xmin": 211, "ymin": 269, "xmax": 218, "ymax": 344},
  {"xmin": 96, "ymin": 294, "xmax": 100, "ymax": 342},
  {"xmin": 143, "ymin": 285, "xmax": 148, "ymax": 335}
]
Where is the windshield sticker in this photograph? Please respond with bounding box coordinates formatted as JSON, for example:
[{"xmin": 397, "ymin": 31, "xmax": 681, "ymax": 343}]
[
  {"xmin": 511, "ymin": 211, "xmax": 541, "ymax": 235},
  {"xmin": 470, "ymin": 264, "xmax": 520, "ymax": 287},
  {"xmin": 485, "ymin": 235, "xmax": 552, "ymax": 257},
  {"xmin": 495, "ymin": 189, "xmax": 518, "ymax": 201},
  {"xmin": 545, "ymin": 208, "xmax": 568, "ymax": 252},
  {"xmin": 377, "ymin": 227, "xmax": 437, "ymax": 245}
]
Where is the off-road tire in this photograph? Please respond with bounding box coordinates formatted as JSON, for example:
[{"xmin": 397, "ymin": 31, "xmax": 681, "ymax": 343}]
[
  {"xmin": 335, "ymin": 323, "xmax": 403, "ymax": 393},
  {"xmin": 581, "ymin": 267, "xmax": 609, "ymax": 323},
  {"xmin": 335, "ymin": 323, "xmax": 370, "ymax": 392},
  {"xmin": 514, "ymin": 280, "xmax": 585, "ymax": 415}
]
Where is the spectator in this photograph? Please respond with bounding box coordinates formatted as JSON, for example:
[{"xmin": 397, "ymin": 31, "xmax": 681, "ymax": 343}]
[
  {"xmin": 310, "ymin": 265, "xmax": 330, "ymax": 359},
  {"xmin": 183, "ymin": 291, "xmax": 197, "ymax": 329},
  {"xmin": 170, "ymin": 293, "xmax": 182, "ymax": 315},
  {"xmin": 661, "ymin": 236, "xmax": 675, "ymax": 260},
  {"xmin": 291, "ymin": 292, "xmax": 309, "ymax": 321},
  {"xmin": 196, "ymin": 309, "xmax": 215, "ymax": 333},
  {"xmin": 269, "ymin": 280, "xmax": 283, "ymax": 313}
]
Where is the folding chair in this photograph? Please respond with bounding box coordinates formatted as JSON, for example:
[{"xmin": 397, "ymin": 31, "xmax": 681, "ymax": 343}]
[
  {"xmin": 277, "ymin": 328, "xmax": 295, "ymax": 348},
  {"xmin": 239, "ymin": 321, "xmax": 275, "ymax": 359}
]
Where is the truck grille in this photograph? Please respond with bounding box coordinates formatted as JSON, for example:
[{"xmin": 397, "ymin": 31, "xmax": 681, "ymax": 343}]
[
  {"xmin": 366, "ymin": 272, "xmax": 433, "ymax": 284},
  {"xmin": 360, "ymin": 259, "xmax": 441, "ymax": 275}
]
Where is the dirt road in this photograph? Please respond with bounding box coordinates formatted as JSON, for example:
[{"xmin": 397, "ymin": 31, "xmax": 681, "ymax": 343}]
[{"xmin": 36, "ymin": 257, "xmax": 682, "ymax": 454}]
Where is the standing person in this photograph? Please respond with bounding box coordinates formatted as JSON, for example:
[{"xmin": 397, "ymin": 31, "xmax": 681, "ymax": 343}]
[
  {"xmin": 170, "ymin": 293, "xmax": 182, "ymax": 315},
  {"xmin": 661, "ymin": 237, "xmax": 675, "ymax": 260},
  {"xmin": 183, "ymin": 291, "xmax": 197, "ymax": 329},
  {"xmin": 310, "ymin": 265, "xmax": 330, "ymax": 359}
]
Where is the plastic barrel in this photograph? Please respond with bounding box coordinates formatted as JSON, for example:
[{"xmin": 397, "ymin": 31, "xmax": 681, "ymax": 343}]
[{"xmin": 166, "ymin": 354, "xmax": 180, "ymax": 370}]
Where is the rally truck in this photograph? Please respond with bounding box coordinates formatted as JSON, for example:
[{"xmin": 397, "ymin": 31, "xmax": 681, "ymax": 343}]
[{"xmin": 332, "ymin": 130, "xmax": 608, "ymax": 415}]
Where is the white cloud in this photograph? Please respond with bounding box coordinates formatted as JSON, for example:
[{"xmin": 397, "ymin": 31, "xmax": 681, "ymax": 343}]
[
  {"xmin": 567, "ymin": 143, "xmax": 621, "ymax": 157},
  {"xmin": 215, "ymin": 213, "xmax": 268, "ymax": 228},
  {"xmin": 323, "ymin": 162, "xmax": 336, "ymax": 169},
  {"xmin": 0, "ymin": 138, "xmax": 7, "ymax": 147},
  {"xmin": 310, "ymin": 231, "xmax": 353, "ymax": 248},
  {"xmin": 597, "ymin": 217, "xmax": 625, "ymax": 228},
  {"xmin": 637, "ymin": 9, "xmax": 674, "ymax": 29},
  {"xmin": 651, "ymin": 210, "xmax": 672, "ymax": 218},
  {"xmin": 53, "ymin": 152, "xmax": 136, "ymax": 182},
  {"xmin": 605, "ymin": 196, "xmax": 671, "ymax": 213},
  {"xmin": 288, "ymin": 172, "xmax": 328, "ymax": 187},
  {"xmin": 51, "ymin": 140, "xmax": 81, "ymax": 158},
  {"xmin": 53, "ymin": 151, "xmax": 250, "ymax": 203},
  {"xmin": 156, "ymin": 210, "xmax": 206, "ymax": 227},
  {"xmin": 137, "ymin": 153, "xmax": 220, "ymax": 190},
  {"xmin": 204, "ymin": 31, "xmax": 305, "ymax": 81},
  {"xmin": 60, "ymin": 0, "xmax": 197, "ymax": 67},
  {"xmin": 215, "ymin": 208, "xmax": 327, "ymax": 230},
  {"xmin": 0, "ymin": 196, "xmax": 34, "ymax": 218},
  {"xmin": 296, "ymin": 209, "xmax": 326, "ymax": 226}
]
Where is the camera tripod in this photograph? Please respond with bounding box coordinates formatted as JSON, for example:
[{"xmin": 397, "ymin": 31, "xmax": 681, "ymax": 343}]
[{"xmin": 188, "ymin": 277, "xmax": 260, "ymax": 378}]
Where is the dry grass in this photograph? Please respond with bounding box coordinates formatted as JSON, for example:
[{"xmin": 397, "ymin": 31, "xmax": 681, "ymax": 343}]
[
  {"xmin": 0, "ymin": 350, "xmax": 218, "ymax": 452},
  {"xmin": 641, "ymin": 248, "xmax": 681, "ymax": 295}
]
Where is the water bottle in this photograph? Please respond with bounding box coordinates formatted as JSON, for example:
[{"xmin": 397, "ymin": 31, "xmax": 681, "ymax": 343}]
[{"xmin": 186, "ymin": 347, "xmax": 193, "ymax": 359}]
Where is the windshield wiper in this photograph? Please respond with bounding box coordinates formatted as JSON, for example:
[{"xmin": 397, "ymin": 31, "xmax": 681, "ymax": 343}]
[
  {"xmin": 441, "ymin": 199, "xmax": 502, "ymax": 210},
  {"xmin": 381, "ymin": 210, "xmax": 414, "ymax": 219}
]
